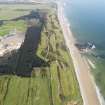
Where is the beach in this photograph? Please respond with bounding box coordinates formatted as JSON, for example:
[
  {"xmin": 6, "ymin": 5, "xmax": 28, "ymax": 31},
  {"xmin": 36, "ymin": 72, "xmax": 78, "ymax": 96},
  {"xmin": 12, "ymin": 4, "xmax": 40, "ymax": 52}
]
[{"xmin": 57, "ymin": 2, "xmax": 101, "ymax": 105}]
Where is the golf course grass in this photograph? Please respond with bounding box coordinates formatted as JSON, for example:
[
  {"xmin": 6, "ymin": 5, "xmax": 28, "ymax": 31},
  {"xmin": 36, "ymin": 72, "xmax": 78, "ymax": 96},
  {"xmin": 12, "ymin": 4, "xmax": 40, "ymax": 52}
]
[{"xmin": 0, "ymin": 3, "xmax": 83, "ymax": 105}]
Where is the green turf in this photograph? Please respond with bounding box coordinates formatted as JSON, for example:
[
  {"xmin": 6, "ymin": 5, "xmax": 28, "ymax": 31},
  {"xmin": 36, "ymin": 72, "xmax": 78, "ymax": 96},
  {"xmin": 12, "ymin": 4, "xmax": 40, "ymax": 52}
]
[
  {"xmin": 0, "ymin": 3, "xmax": 56, "ymax": 20},
  {"xmin": 0, "ymin": 3, "xmax": 83, "ymax": 105},
  {"xmin": 0, "ymin": 20, "xmax": 27, "ymax": 36}
]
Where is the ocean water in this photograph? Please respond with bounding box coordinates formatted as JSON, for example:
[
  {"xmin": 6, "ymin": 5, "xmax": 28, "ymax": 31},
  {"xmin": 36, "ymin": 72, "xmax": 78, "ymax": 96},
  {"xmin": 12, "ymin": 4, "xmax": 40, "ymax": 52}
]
[
  {"xmin": 64, "ymin": 0, "xmax": 105, "ymax": 53},
  {"xmin": 63, "ymin": 0, "xmax": 105, "ymax": 98}
]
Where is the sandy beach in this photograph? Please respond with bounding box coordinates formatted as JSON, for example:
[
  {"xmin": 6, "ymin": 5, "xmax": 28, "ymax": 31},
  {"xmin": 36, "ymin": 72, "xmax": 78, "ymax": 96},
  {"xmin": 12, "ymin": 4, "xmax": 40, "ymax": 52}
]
[{"xmin": 57, "ymin": 3, "xmax": 101, "ymax": 105}]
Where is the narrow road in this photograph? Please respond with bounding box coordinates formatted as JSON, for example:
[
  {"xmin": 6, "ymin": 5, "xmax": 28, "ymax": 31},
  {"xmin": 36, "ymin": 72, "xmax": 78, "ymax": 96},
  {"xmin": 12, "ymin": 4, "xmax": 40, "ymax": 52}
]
[{"xmin": 57, "ymin": 3, "xmax": 101, "ymax": 105}]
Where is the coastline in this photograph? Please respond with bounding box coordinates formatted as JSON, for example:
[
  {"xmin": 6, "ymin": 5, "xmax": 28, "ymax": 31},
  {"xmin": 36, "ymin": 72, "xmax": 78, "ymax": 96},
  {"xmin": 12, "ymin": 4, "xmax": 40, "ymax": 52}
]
[{"xmin": 57, "ymin": 2, "xmax": 101, "ymax": 105}]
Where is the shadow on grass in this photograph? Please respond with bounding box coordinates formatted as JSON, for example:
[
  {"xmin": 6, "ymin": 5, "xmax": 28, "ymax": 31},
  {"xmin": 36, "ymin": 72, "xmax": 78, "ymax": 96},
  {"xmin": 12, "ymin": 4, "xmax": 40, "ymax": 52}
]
[{"xmin": 0, "ymin": 24, "xmax": 49, "ymax": 77}]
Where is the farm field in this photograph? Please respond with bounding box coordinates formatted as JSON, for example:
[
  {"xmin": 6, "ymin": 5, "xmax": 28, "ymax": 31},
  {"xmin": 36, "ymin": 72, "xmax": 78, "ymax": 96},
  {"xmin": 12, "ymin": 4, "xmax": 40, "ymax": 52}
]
[{"xmin": 0, "ymin": 3, "xmax": 82, "ymax": 105}]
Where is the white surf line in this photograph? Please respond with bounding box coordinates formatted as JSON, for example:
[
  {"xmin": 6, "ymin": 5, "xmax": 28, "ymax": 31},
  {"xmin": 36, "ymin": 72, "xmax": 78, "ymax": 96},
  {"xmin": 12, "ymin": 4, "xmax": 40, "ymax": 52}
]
[
  {"xmin": 87, "ymin": 59, "xmax": 96, "ymax": 69},
  {"xmin": 57, "ymin": 3, "xmax": 88, "ymax": 105},
  {"xmin": 95, "ymin": 85, "xmax": 105, "ymax": 105},
  {"xmin": 85, "ymin": 58, "xmax": 105, "ymax": 105},
  {"xmin": 91, "ymin": 76, "xmax": 105, "ymax": 105},
  {"xmin": 57, "ymin": 2, "xmax": 101, "ymax": 105}
]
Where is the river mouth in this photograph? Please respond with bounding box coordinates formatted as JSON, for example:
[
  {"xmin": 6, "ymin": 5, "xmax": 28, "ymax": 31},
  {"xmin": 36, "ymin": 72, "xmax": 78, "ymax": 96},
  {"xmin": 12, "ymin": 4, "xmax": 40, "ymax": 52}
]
[{"xmin": 0, "ymin": 11, "xmax": 48, "ymax": 77}]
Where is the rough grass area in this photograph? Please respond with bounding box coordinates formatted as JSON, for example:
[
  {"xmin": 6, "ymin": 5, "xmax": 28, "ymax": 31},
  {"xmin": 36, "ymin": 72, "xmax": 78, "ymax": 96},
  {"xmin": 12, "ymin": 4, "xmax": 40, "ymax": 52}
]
[
  {"xmin": 0, "ymin": 3, "xmax": 56, "ymax": 36},
  {"xmin": 0, "ymin": 3, "xmax": 82, "ymax": 105},
  {"xmin": 0, "ymin": 20, "xmax": 27, "ymax": 36},
  {"xmin": 0, "ymin": 3, "xmax": 56, "ymax": 20}
]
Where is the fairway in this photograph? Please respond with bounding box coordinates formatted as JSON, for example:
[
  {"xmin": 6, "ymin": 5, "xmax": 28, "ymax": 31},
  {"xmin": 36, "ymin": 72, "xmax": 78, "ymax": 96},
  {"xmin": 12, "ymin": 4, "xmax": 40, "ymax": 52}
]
[{"xmin": 0, "ymin": 3, "xmax": 82, "ymax": 105}]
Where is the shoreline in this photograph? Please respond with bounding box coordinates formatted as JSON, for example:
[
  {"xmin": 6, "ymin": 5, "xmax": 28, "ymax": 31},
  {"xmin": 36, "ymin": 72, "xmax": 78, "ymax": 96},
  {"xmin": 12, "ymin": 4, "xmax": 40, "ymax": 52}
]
[
  {"xmin": 57, "ymin": 2, "xmax": 101, "ymax": 105},
  {"xmin": 86, "ymin": 57, "xmax": 105, "ymax": 105}
]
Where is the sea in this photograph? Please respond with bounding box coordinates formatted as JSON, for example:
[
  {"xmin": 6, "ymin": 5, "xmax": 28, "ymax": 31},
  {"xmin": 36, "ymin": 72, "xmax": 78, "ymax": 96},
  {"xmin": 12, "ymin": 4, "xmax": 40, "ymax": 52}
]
[{"xmin": 62, "ymin": 0, "xmax": 105, "ymax": 100}]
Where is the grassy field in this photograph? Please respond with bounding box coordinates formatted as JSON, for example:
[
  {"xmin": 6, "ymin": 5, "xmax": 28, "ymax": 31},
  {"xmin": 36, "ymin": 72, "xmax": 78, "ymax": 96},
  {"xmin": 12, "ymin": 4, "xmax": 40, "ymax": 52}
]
[
  {"xmin": 0, "ymin": 3, "xmax": 56, "ymax": 36},
  {"xmin": 0, "ymin": 20, "xmax": 27, "ymax": 36},
  {"xmin": 0, "ymin": 3, "xmax": 82, "ymax": 105},
  {"xmin": 0, "ymin": 3, "xmax": 56, "ymax": 20}
]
